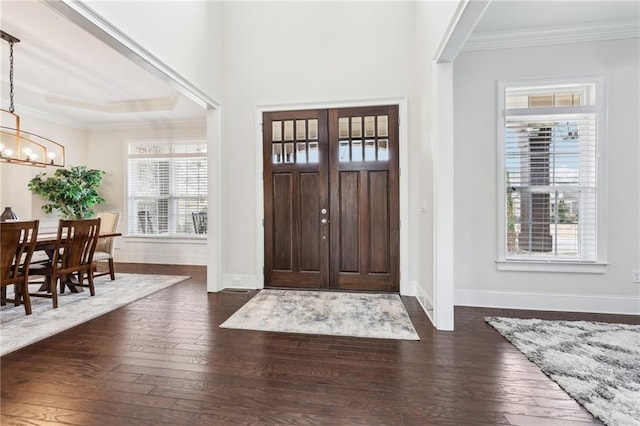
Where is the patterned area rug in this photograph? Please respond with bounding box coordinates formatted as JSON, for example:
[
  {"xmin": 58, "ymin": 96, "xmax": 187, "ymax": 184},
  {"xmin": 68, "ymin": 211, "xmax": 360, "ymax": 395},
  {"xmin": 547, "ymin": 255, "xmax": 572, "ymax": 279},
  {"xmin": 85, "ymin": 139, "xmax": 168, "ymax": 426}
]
[
  {"xmin": 220, "ymin": 289, "xmax": 419, "ymax": 340},
  {"xmin": 1, "ymin": 273, "xmax": 189, "ymax": 356},
  {"xmin": 486, "ymin": 316, "xmax": 640, "ymax": 426}
]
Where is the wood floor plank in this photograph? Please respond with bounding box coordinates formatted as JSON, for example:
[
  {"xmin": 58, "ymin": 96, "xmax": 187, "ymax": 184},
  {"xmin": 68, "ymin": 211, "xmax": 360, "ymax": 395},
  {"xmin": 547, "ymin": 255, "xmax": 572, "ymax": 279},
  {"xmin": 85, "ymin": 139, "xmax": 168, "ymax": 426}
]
[
  {"xmin": 1, "ymin": 414, "xmax": 74, "ymax": 426},
  {"xmin": 1, "ymin": 371, "xmax": 155, "ymax": 395},
  {"xmin": 505, "ymin": 413, "xmax": 602, "ymax": 426},
  {"xmin": 3, "ymin": 263, "xmax": 636, "ymax": 425},
  {"xmin": 0, "ymin": 401, "xmax": 159, "ymax": 426},
  {"xmin": 1, "ymin": 390, "xmax": 199, "ymax": 425}
]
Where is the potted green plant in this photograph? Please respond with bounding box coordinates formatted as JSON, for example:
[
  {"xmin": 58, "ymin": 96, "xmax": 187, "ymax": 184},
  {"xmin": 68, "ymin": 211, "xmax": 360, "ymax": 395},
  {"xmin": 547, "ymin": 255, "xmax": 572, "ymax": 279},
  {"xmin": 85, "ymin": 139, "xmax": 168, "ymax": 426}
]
[{"xmin": 28, "ymin": 165, "xmax": 106, "ymax": 219}]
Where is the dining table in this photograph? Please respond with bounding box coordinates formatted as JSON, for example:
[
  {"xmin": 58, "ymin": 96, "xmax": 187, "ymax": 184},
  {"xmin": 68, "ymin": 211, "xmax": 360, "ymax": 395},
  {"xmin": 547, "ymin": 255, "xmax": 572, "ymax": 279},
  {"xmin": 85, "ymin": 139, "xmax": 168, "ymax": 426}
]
[{"xmin": 32, "ymin": 231, "xmax": 122, "ymax": 293}]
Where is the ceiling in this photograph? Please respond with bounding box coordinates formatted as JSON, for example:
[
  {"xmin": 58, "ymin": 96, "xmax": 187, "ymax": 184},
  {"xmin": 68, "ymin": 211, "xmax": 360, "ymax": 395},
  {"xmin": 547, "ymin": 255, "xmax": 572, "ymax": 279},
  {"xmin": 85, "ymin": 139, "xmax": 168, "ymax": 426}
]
[
  {"xmin": 0, "ymin": 1, "xmax": 638, "ymax": 131},
  {"xmin": 474, "ymin": 0, "xmax": 639, "ymax": 33},
  {"xmin": 467, "ymin": 1, "xmax": 639, "ymax": 50},
  {"xmin": 0, "ymin": 1, "xmax": 205, "ymax": 130}
]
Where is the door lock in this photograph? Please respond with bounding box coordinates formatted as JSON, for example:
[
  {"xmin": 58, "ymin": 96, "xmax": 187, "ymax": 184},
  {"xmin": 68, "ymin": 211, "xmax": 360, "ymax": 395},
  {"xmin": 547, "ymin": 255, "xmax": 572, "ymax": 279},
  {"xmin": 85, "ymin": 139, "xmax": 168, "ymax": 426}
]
[{"xmin": 321, "ymin": 208, "xmax": 327, "ymax": 214}]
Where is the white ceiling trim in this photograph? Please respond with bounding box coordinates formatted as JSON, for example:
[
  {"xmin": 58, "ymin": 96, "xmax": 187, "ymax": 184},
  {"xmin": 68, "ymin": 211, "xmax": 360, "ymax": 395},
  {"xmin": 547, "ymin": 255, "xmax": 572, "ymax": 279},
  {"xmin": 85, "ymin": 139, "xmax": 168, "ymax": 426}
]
[
  {"xmin": 463, "ymin": 20, "xmax": 640, "ymax": 52},
  {"xmin": 44, "ymin": 94, "xmax": 178, "ymax": 114},
  {"xmin": 47, "ymin": 0, "xmax": 220, "ymax": 110},
  {"xmin": 88, "ymin": 117, "xmax": 207, "ymax": 132},
  {"xmin": 14, "ymin": 103, "xmax": 87, "ymax": 131},
  {"xmin": 435, "ymin": 0, "xmax": 491, "ymax": 63}
]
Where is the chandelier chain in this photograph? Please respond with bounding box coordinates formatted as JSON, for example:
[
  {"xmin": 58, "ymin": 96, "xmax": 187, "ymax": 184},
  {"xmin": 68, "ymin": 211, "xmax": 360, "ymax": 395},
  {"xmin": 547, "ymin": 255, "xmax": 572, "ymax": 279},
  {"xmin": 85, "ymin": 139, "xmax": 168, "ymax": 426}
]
[
  {"xmin": 9, "ymin": 40, "xmax": 15, "ymax": 113},
  {"xmin": 1, "ymin": 29, "xmax": 65, "ymax": 167}
]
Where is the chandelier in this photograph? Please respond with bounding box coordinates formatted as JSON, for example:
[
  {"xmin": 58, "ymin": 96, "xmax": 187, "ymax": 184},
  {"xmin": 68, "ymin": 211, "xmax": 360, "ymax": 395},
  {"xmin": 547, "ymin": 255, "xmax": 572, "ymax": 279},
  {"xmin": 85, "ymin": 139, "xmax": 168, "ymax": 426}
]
[{"xmin": 1, "ymin": 30, "xmax": 65, "ymax": 167}]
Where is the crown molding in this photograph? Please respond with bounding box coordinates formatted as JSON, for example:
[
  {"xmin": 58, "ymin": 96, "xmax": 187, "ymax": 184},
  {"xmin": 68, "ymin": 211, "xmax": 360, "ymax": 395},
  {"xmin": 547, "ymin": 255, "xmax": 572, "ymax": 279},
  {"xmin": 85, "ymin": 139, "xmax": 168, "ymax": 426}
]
[
  {"xmin": 44, "ymin": 94, "xmax": 178, "ymax": 114},
  {"xmin": 10, "ymin": 103, "xmax": 88, "ymax": 131},
  {"xmin": 86, "ymin": 117, "xmax": 207, "ymax": 132},
  {"xmin": 5, "ymin": 102, "xmax": 206, "ymax": 133},
  {"xmin": 463, "ymin": 20, "xmax": 640, "ymax": 52}
]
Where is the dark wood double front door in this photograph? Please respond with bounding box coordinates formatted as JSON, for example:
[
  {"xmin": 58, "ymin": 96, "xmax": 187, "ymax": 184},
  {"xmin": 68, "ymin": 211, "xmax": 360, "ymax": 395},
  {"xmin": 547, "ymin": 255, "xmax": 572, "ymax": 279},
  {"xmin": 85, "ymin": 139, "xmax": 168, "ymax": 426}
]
[{"xmin": 263, "ymin": 105, "xmax": 399, "ymax": 292}]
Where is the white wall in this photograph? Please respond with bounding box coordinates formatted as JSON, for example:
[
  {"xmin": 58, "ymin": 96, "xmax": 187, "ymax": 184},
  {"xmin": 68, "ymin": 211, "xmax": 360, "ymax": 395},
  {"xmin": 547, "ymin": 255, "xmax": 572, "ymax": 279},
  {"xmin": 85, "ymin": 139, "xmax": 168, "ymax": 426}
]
[
  {"xmin": 87, "ymin": 121, "xmax": 207, "ymax": 265},
  {"xmin": 221, "ymin": 1, "xmax": 415, "ymax": 286},
  {"xmin": 74, "ymin": 1, "xmax": 467, "ymax": 319},
  {"xmin": 71, "ymin": 0, "xmax": 224, "ymax": 272},
  {"xmin": 83, "ymin": 0, "xmax": 224, "ymax": 103},
  {"xmin": 453, "ymin": 38, "xmax": 640, "ymax": 314},
  {"xmin": 0, "ymin": 116, "xmax": 211, "ymax": 266},
  {"xmin": 1, "ymin": 1, "xmax": 467, "ymax": 325},
  {"xmin": 412, "ymin": 1, "xmax": 462, "ymax": 326},
  {"xmin": 0, "ymin": 113, "xmax": 88, "ymax": 229}
]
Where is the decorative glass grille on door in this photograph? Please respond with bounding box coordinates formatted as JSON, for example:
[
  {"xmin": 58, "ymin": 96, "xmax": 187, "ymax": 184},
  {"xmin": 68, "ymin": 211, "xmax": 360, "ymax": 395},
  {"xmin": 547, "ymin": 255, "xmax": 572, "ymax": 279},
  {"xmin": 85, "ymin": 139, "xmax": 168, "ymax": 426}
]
[
  {"xmin": 271, "ymin": 118, "xmax": 320, "ymax": 164},
  {"xmin": 337, "ymin": 115, "xmax": 389, "ymax": 162}
]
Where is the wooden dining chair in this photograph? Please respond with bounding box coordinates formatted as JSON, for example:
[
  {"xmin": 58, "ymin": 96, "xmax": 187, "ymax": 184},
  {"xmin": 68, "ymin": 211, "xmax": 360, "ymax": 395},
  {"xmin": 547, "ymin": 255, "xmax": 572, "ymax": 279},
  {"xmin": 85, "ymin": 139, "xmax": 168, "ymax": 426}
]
[
  {"xmin": 29, "ymin": 218, "xmax": 101, "ymax": 308},
  {"xmin": 93, "ymin": 211, "xmax": 120, "ymax": 281},
  {"xmin": 1, "ymin": 220, "xmax": 39, "ymax": 315}
]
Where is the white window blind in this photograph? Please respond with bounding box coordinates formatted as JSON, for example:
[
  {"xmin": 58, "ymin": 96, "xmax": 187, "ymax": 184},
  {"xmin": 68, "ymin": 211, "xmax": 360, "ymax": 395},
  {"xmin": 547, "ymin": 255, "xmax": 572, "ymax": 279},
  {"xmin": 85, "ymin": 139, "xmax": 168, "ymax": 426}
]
[
  {"xmin": 499, "ymin": 79, "xmax": 604, "ymax": 264},
  {"xmin": 127, "ymin": 141, "xmax": 207, "ymax": 237}
]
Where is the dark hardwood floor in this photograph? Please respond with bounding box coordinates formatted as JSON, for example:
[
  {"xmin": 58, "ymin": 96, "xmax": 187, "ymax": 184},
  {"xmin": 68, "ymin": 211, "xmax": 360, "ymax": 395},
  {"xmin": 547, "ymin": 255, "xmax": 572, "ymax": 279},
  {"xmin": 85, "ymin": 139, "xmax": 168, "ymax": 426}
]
[{"xmin": 1, "ymin": 264, "xmax": 638, "ymax": 425}]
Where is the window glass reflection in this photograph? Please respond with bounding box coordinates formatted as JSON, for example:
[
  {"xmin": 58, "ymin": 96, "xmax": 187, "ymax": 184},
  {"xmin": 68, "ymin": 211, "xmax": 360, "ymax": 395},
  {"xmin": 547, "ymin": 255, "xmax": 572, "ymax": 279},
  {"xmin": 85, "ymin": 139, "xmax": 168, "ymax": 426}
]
[
  {"xmin": 364, "ymin": 116, "xmax": 375, "ymax": 137},
  {"xmin": 377, "ymin": 115, "xmax": 388, "ymax": 137},
  {"xmin": 351, "ymin": 117, "xmax": 362, "ymax": 138},
  {"xmin": 284, "ymin": 143, "xmax": 294, "ymax": 163},
  {"xmin": 378, "ymin": 139, "xmax": 389, "ymax": 161},
  {"xmin": 284, "ymin": 121, "xmax": 294, "ymax": 141},
  {"xmin": 296, "ymin": 120, "xmax": 306, "ymax": 141},
  {"xmin": 308, "ymin": 142, "xmax": 319, "ymax": 163},
  {"xmin": 365, "ymin": 139, "xmax": 375, "ymax": 161},
  {"xmin": 308, "ymin": 120, "xmax": 318, "ymax": 140},
  {"xmin": 272, "ymin": 121, "xmax": 282, "ymax": 142},
  {"xmin": 339, "ymin": 140, "xmax": 350, "ymax": 162},
  {"xmin": 339, "ymin": 118, "xmax": 349, "ymax": 139},
  {"xmin": 273, "ymin": 143, "xmax": 282, "ymax": 163},
  {"xmin": 352, "ymin": 140, "xmax": 363, "ymax": 161},
  {"xmin": 296, "ymin": 143, "xmax": 307, "ymax": 163}
]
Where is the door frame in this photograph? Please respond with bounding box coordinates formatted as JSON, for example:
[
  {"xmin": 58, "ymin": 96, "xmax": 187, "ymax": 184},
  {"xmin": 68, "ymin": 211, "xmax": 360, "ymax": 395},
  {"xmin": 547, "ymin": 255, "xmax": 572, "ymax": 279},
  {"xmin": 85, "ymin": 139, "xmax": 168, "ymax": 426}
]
[{"xmin": 255, "ymin": 97, "xmax": 410, "ymax": 295}]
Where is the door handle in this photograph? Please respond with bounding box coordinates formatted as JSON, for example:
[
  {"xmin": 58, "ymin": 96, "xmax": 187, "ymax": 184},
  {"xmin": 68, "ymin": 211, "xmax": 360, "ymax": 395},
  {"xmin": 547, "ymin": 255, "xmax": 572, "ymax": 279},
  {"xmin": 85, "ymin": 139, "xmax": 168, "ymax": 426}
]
[{"xmin": 321, "ymin": 218, "xmax": 330, "ymax": 224}]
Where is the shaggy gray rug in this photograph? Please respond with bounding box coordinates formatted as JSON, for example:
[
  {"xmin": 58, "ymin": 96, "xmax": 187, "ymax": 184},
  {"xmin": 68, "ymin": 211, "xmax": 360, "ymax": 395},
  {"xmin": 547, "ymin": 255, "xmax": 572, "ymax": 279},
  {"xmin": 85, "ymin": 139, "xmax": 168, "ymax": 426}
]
[
  {"xmin": 220, "ymin": 289, "xmax": 419, "ymax": 340},
  {"xmin": 486, "ymin": 316, "xmax": 640, "ymax": 426},
  {"xmin": 1, "ymin": 273, "xmax": 189, "ymax": 356}
]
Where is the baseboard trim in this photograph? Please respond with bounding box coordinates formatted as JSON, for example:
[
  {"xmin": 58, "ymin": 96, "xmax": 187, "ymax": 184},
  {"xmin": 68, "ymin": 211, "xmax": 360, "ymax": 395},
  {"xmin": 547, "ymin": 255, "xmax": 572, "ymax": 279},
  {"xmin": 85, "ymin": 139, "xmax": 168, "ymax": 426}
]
[
  {"xmin": 115, "ymin": 252, "xmax": 207, "ymax": 266},
  {"xmin": 455, "ymin": 289, "xmax": 640, "ymax": 316},
  {"xmin": 414, "ymin": 281, "xmax": 436, "ymax": 326},
  {"xmin": 402, "ymin": 279, "xmax": 416, "ymax": 297},
  {"xmin": 222, "ymin": 274, "xmax": 260, "ymax": 290}
]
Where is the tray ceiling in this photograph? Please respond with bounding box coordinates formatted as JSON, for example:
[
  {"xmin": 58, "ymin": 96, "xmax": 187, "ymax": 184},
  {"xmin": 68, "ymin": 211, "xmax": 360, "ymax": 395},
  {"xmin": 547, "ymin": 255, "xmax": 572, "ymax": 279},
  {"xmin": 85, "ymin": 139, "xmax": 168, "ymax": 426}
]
[{"xmin": 0, "ymin": 1, "xmax": 205, "ymax": 130}]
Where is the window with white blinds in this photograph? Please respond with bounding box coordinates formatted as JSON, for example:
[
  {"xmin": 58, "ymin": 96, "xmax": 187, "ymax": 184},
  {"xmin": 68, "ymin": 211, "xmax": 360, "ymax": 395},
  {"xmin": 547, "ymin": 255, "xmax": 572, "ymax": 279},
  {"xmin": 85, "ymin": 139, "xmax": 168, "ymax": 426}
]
[
  {"xmin": 127, "ymin": 140, "xmax": 207, "ymax": 237},
  {"xmin": 498, "ymin": 78, "xmax": 606, "ymax": 267}
]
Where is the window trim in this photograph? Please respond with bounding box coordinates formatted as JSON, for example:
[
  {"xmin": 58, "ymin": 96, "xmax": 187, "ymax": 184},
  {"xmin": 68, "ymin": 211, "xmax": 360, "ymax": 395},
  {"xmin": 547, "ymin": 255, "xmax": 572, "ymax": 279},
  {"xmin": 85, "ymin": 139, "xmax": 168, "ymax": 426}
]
[
  {"xmin": 125, "ymin": 138, "xmax": 208, "ymax": 239},
  {"xmin": 123, "ymin": 235, "xmax": 207, "ymax": 244},
  {"xmin": 496, "ymin": 75, "xmax": 608, "ymax": 272}
]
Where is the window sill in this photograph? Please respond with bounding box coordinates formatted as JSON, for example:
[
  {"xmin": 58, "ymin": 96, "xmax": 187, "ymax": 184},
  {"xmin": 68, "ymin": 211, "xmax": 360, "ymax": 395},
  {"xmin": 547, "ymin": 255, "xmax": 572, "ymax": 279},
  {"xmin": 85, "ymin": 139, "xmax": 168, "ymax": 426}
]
[
  {"xmin": 495, "ymin": 259, "xmax": 608, "ymax": 274},
  {"xmin": 123, "ymin": 235, "xmax": 207, "ymax": 245}
]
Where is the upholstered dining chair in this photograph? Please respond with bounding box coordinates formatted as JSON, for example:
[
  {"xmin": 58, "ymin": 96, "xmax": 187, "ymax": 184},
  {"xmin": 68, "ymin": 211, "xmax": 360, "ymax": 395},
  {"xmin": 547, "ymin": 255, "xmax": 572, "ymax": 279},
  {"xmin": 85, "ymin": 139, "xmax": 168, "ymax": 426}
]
[
  {"xmin": 93, "ymin": 211, "xmax": 121, "ymax": 280},
  {"xmin": 29, "ymin": 218, "xmax": 101, "ymax": 308},
  {"xmin": 192, "ymin": 211, "xmax": 207, "ymax": 234},
  {"xmin": 0, "ymin": 220, "xmax": 39, "ymax": 315}
]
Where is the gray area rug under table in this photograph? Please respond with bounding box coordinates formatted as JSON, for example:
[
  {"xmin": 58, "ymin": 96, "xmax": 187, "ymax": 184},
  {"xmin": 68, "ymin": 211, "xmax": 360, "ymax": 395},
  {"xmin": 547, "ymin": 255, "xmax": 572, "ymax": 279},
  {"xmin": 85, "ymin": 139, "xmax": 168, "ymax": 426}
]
[
  {"xmin": 1, "ymin": 273, "xmax": 189, "ymax": 356},
  {"xmin": 220, "ymin": 289, "xmax": 420, "ymax": 340},
  {"xmin": 486, "ymin": 316, "xmax": 640, "ymax": 426}
]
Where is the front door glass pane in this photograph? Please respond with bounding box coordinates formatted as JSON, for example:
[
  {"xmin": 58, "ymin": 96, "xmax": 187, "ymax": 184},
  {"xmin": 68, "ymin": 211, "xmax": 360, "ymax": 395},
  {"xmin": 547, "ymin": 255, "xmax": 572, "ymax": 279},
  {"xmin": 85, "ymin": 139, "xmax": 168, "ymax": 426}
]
[
  {"xmin": 352, "ymin": 140, "xmax": 363, "ymax": 161},
  {"xmin": 272, "ymin": 121, "xmax": 282, "ymax": 141}
]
